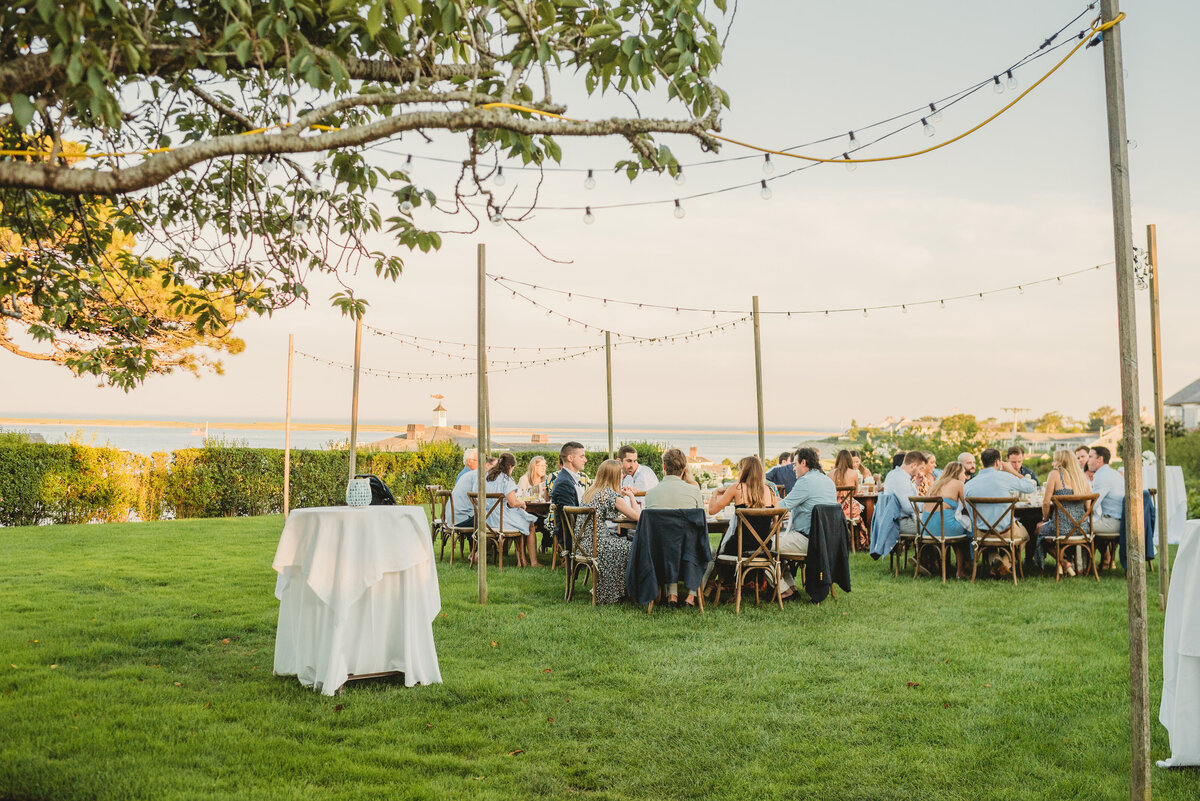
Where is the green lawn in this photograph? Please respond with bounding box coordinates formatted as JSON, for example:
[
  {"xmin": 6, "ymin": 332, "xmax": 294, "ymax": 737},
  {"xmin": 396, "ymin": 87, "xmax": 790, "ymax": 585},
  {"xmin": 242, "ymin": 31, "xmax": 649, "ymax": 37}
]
[{"xmin": 1, "ymin": 515, "xmax": 1195, "ymax": 801}]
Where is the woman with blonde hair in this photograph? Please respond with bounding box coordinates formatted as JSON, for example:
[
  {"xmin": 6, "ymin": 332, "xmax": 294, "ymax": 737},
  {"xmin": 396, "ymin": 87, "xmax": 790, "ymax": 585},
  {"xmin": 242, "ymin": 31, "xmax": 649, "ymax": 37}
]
[
  {"xmin": 516, "ymin": 455, "xmax": 549, "ymax": 499},
  {"xmin": 577, "ymin": 459, "xmax": 641, "ymax": 604},
  {"xmin": 919, "ymin": 461, "xmax": 972, "ymax": 578},
  {"xmin": 708, "ymin": 455, "xmax": 795, "ymax": 600},
  {"xmin": 1035, "ymin": 449, "xmax": 1094, "ymax": 576}
]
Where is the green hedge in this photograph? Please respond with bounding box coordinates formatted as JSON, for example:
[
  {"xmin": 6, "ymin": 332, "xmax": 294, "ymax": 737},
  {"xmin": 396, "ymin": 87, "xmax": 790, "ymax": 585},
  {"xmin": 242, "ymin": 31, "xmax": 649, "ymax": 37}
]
[{"xmin": 0, "ymin": 439, "xmax": 670, "ymax": 525}]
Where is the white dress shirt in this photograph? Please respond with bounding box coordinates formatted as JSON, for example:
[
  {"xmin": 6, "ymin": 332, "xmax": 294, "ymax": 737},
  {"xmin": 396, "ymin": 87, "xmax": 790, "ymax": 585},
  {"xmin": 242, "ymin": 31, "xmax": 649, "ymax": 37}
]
[{"xmin": 621, "ymin": 465, "xmax": 659, "ymax": 492}]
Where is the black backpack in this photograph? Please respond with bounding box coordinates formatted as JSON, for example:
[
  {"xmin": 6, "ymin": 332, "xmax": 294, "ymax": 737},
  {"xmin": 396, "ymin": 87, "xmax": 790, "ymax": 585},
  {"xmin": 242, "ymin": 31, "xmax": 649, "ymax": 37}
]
[{"xmin": 354, "ymin": 474, "xmax": 396, "ymax": 505}]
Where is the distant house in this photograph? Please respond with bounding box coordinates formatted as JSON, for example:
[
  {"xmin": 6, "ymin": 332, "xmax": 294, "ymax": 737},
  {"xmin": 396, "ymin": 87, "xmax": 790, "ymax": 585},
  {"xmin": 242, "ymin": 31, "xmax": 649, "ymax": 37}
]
[{"xmin": 1165, "ymin": 378, "xmax": 1200, "ymax": 430}]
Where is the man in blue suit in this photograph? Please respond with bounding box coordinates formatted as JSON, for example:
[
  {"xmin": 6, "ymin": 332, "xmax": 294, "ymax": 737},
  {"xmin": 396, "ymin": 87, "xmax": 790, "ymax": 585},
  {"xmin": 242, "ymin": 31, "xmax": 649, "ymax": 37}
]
[{"xmin": 550, "ymin": 441, "xmax": 587, "ymax": 549}]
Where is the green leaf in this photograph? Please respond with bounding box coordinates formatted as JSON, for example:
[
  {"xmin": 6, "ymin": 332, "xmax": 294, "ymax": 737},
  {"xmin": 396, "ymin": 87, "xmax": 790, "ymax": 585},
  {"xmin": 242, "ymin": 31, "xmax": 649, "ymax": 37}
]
[
  {"xmin": 66, "ymin": 54, "xmax": 84, "ymax": 84},
  {"xmin": 10, "ymin": 94, "xmax": 35, "ymax": 129},
  {"xmin": 366, "ymin": 2, "xmax": 383, "ymax": 36}
]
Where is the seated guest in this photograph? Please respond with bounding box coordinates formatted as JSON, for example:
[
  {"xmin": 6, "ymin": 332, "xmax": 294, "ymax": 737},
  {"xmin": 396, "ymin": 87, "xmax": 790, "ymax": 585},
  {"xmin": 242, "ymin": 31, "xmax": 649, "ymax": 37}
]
[
  {"xmin": 1076, "ymin": 445, "xmax": 1095, "ymax": 480},
  {"xmin": 776, "ymin": 448, "xmax": 838, "ymax": 595},
  {"xmin": 915, "ymin": 452, "xmax": 936, "ymax": 496},
  {"xmin": 618, "ymin": 445, "xmax": 659, "ymax": 493},
  {"xmin": 485, "ymin": 453, "xmax": 540, "ymax": 567},
  {"xmin": 765, "ymin": 452, "xmax": 797, "ymax": 496},
  {"xmin": 926, "ymin": 452, "xmax": 942, "ymax": 480},
  {"xmin": 957, "ymin": 451, "xmax": 977, "ymax": 480},
  {"xmin": 1006, "ymin": 445, "xmax": 1039, "ymax": 486},
  {"xmin": 851, "ymin": 451, "xmax": 872, "ymax": 483},
  {"xmin": 892, "ymin": 451, "xmax": 906, "ymax": 470},
  {"xmin": 884, "ymin": 450, "xmax": 927, "ymax": 537},
  {"xmin": 456, "ymin": 448, "xmax": 478, "ymax": 483},
  {"xmin": 644, "ymin": 447, "xmax": 705, "ymax": 606},
  {"xmin": 964, "ymin": 448, "xmax": 1037, "ymax": 573},
  {"xmin": 919, "ymin": 462, "xmax": 971, "ymax": 579},
  {"xmin": 450, "ymin": 456, "xmax": 496, "ymax": 562},
  {"xmin": 708, "ymin": 456, "xmax": 794, "ymax": 601},
  {"xmin": 551, "ymin": 442, "xmax": 588, "ymax": 548},
  {"xmin": 1088, "ymin": 445, "xmax": 1124, "ymax": 568},
  {"xmin": 577, "ymin": 459, "xmax": 642, "ymax": 604},
  {"xmin": 830, "ymin": 449, "xmax": 863, "ymax": 523},
  {"xmin": 516, "ymin": 455, "xmax": 549, "ymax": 499},
  {"xmin": 1034, "ymin": 449, "xmax": 1093, "ymax": 576}
]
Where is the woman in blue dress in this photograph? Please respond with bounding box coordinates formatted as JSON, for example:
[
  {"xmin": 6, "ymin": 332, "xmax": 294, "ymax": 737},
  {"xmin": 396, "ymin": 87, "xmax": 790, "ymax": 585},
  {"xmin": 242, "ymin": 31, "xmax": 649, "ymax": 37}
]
[
  {"xmin": 918, "ymin": 462, "xmax": 971, "ymax": 578},
  {"xmin": 484, "ymin": 453, "xmax": 540, "ymax": 566}
]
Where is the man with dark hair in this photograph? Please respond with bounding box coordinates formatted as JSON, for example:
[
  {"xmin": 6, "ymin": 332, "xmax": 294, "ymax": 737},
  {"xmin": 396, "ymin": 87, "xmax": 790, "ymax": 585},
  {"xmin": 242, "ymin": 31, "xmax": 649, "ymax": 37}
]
[
  {"xmin": 883, "ymin": 450, "xmax": 928, "ymax": 536},
  {"xmin": 779, "ymin": 448, "xmax": 837, "ymax": 547},
  {"xmin": 550, "ymin": 442, "xmax": 587, "ymax": 547},
  {"xmin": 1006, "ymin": 445, "xmax": 1039, "ymax": 486},
  {"xmin": 964, "ymin": 447, "xmax": 1037, "ymax": 552},
  {"xmin": 618, "ymin": 444, "xmax": 659, "ymax": 492},
  {"xmin": 1088, "ymin": 446, "xmax": 1124, "ymax": 567},
  {"xmin": 892, "ymin": 451, "xmax": 906, "ymax": 470},
  {"xmin": 765, "ymin": 451, "xmax": 797, "ymax": 496}
]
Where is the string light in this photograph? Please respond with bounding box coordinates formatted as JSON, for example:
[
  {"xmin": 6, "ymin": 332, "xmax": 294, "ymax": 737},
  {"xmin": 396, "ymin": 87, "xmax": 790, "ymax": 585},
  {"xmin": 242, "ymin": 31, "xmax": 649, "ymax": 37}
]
[
  {"xmin": 992, "ymin": 75, "xmax": 1004, "ymax": 94},
  {"xmin": 494, "ymin": 166, "xmax": 507, "ymax": 186},
  {"xmin": 1006, "ymin": 69, "xmax": 1018, "ymax": 91},
  {"xmin": 921, "ymin": 117, "xmax": 935, "ymax": 137},
  {"xmin": 843, "ymin": 153, "xmax": 856, "ymax": 173},
  {"xmin": 584, "ymin": 169, "xmax": 596, "ymax": 190},
  {"xmin": 762, "ymin": 154, "xmax": 774, "ymax": 175},
  {"xmin": 674, "ymin": 166, "xmax": 686, "ymax": 186},
  {"xmin": 673, "ymin": 199, "xmax": 686, "ymax": 219},
  {"xmin": 928, "ymin": 102, "xmax": 943, "ymax": 123},
  {"xmin": 490, "ymin": 211, "xmax": 503, "ymax": 225},
  {"xmin": 488, "ymin": 261, "xmax": 1107, "ymax": 317},
  {"xmin": 848, "ymin": 131, "xmax": 860, "ymax": 150},
  {"xmin": 759, "ymin": 180, "xmax": 772, "ymax": 200},
  {"xmin": 583, "ymin": 206, "xmax": 595, "ymax": 225}
]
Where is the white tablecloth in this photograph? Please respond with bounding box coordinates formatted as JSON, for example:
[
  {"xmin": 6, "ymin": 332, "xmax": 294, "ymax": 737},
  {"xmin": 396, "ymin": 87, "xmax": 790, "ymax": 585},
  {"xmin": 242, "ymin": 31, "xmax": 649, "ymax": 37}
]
[
  {"xmin": 272, "ymin": 506, "xmax": 442, "ymax": 695},
  {"xmin": 1159, "ymin": 520, "xmax": 1200, "ymax": 767},
  {"xmin": 1142, "ymin": 465, "xmax": 1189, "ymax": 545}
]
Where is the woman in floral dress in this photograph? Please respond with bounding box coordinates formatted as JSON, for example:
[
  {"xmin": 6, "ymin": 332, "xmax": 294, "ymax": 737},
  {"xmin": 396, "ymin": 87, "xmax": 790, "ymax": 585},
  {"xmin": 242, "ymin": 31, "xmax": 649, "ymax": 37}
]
[{"xmin": 576, "ymin": 459, "xmax": 641, "ymax": 604}]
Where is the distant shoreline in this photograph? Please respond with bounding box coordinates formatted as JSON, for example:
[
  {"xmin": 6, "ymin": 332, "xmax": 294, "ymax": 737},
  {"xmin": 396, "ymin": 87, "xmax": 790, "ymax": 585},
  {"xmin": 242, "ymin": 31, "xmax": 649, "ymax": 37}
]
[{"xmin": 0, "ymin": 416, "xmax": 834, "ymax": 439}]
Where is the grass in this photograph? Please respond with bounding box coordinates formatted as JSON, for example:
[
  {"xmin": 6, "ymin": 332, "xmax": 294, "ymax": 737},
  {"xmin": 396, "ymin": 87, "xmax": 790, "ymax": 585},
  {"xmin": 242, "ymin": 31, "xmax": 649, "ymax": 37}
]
[{"xmin": 1, "ymin": 515, "xmax": 1196, "ymax": 801}]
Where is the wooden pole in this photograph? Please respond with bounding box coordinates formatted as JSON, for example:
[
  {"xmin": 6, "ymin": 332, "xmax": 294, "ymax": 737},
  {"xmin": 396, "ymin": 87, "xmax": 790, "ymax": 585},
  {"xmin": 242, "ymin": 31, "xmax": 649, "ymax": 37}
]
[
  {"xmin": 348, "ymin": 316, "xmax": 362, "ymax": 480},
  {"xmin": 1098, "ymin": 4, "xmax": 1149, "ymax": 798},
  {"xmin": 283, "ymin": 334, "xmax": 293, "ymax": 517},
  {"xmin": 605, "ymin": 330, "xmax": 614, "ymax": 459},
  {"xmin": 1147, "ymin": 223, "xmax": 1170, "ymax": 608},
  {"xmin": 752, "ymin": 295, "xmax": 765, "ymax": 463},
  {"xmin": 476, "ymin": 243, "xmax": 489, "ymax": 604}
]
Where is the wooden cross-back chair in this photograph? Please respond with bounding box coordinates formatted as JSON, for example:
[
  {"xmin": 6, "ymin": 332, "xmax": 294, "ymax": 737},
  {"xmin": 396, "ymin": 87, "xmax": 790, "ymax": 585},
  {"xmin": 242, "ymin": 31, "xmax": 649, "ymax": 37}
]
[
  {"xmin": 909, "ymin": 496, "xmax": 970, "ymax": 583},
  {"xmin": 963, "ymin": 496, "xmax": 1024, "ymax": 586},
  {"xmin": 710, "ymin": 507, "xmax": 788, "ymax": 614},
  {"xmin": 1043, "ymin": 493, "xmax": 1100, "ymax": 582},
  {"xmin": 467, "ymin": 491, "xmax": 522, "ymax": 570},
  {"xmin": 437, "ymin": 490, "xmax": 475, "ymax": 564},
  {"xmin": 835, "ymin": 485, "xmax": 865, "ymax": 553},
  {"xmin": 426, "ymin": 484, "xmax": 444, "ymax": 543},
  {"xmin": 561, "ymin": 506, "xmax": 598, "ymax": 604}
]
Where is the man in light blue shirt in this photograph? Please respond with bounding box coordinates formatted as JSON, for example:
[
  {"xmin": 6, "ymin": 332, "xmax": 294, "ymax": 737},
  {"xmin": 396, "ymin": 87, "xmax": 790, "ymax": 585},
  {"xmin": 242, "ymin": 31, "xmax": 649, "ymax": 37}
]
[
  {"xmin": 963, "ymin": 448, "xmax": 1037, "ymax": 535},
  {"xmin": 618, "ymin": 445, "xmax": 660, "ymax": 492},
  {"xmin": 449, "ymin": 455, "xmax": 496, "ymax": 526},
  {"xmin": 454, "ymin": 448, "xmax": 478, "ymax": 484},
  {"xmin": 883, "ymin": 451, "xmax": 927, "ymax": 535},
  {"xmin": 779, "ymin": 447, "xmax": 838, "ymax": 550},
  {"xmin": 1088, "ymin": 445, "xmax": 1124, "ymax": 540}
]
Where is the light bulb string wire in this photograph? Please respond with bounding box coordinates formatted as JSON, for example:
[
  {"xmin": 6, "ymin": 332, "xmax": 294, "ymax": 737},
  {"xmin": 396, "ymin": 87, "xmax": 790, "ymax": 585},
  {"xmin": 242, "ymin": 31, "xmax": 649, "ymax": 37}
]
[
  {"xmin": 362, "ymin": 322, "xmax": 600, "ymax": 353},
  {"xmin": 477, "ymin": 12, "xmax": 1122, "ymax": 168},
  {"xmin": 365, "ymin": 325, "xmax": 603, "ymax": 363},
  {"xmin": 490, "ymin": 262, "xmax": 1109, "ymax": 316}
]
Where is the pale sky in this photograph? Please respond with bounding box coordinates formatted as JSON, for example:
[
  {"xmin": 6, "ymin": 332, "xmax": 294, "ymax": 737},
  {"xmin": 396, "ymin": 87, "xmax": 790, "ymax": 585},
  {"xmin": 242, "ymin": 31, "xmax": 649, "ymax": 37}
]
[{"xmin": 5, "ymin": 0, "xmax": 1198, "ymax": 433}]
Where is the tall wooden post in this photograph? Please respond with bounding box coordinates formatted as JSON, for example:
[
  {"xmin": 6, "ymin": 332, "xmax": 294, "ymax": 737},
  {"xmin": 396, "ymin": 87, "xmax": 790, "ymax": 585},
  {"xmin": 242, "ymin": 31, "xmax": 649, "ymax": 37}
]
[
  {"xmin": 476, "ymin": 243, "xmax": 489, "ymax": 604},
  {"xmin": 283, "ymin": 334, "xmax": 294, "ymax": 516},
  {"xmin": 348, "ymin": 316, "xmax": 362, "ymax": 480},
  {"xmin": 1147, "ymin": 223, "xmax": 1170, "ymax": 608},
  {"xmin": 605, "ymin": 331, "xmax": 614, "ymax": 458},
  {"xmin": 1099, "ymin": 3, "xmax": 1149, "ymax": 798},
  {"xmin": 752, "ymin": 296, "xmax": 765, "ymax": 463}
]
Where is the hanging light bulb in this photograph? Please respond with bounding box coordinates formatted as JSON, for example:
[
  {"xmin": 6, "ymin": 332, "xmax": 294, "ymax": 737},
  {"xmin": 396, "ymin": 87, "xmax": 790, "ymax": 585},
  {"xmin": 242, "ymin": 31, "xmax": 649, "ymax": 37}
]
[
  {"xmin": 1056, "ymin": 276, "xmax": 1063, "ymax": 284},
  {"xmin": 843, "ymin": 153, "xmax": 856, "ymax": 173},
  {"xmin": 1006, "ymin": 70, "xmax": 1018, "ymax": 91},
  {"xmin": 673, "ymin": 199, "xmax": 685, "ymax": 219},
  {"xmin": 674, "ymin": 166, "xmax": 686, "ymax": 186},
  {"xmin": 978, "ymin": 292, "xmax": 984, "ymax": 302},
  {"xmin": 494, "ymin": 166, "xmax": 506, "ymax": 186},
  {"xmin": 1018, "ymin": 285, "xmax": 1024, "ymax": 294},
  {"xmin": 583, "ymin": 206, "xmax": 595, "ymax": 225},
  {"xmin": 584, "ymin": 169, "xmax": 596, "ymax": 190},
  {"xmin": 760, "ymin": 180, "xmax": 772, "ymax": 200},
  {"xmin": 928, "ymin": 102, "xmax": 943, "ymax": 124},
  {"xmin": 902, "ymin": 305, "xmax": 908, "ymax": 314},
  {"xmin": 762, "ymin": 154, "xmax": 774, "ymax": 175},
  {"xmin": 490, "ymin": 211, "xmax": 503, "ymax": 226},
  {"xmin": 862, "ymin": 308, "xmax": 868, "ymax": 318},
  {"xmin": 400, "ymin": 199, "xmax": 414, "ymax": 213},
  {"xmin": 992, "ymin": 75, "xmax": 1004, "ymax": 94},
  {"xmin": 921, "ymin": 117, "xmax": 935, "ymax": 137},
  {"xmin": 848, "ymin": 130, "xmax": 859, "ymax": 150},
  {"xmin": 940, "ymin": 299, "xmax": 945, "ymax": 309}
]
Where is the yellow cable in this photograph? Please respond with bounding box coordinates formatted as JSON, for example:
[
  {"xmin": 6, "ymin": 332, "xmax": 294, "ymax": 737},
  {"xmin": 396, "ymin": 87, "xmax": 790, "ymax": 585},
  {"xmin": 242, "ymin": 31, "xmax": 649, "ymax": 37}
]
[{"xmin": 0, "ymin": 13, "xmax": 1125, "ymax": 165}]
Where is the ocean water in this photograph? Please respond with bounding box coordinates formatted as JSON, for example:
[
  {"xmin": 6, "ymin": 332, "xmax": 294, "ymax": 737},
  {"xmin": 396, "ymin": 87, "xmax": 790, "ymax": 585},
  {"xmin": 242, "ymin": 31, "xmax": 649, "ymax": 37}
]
[{"xmin": 3, "ymin": 416, "xmax": 835, "ymax": 463}]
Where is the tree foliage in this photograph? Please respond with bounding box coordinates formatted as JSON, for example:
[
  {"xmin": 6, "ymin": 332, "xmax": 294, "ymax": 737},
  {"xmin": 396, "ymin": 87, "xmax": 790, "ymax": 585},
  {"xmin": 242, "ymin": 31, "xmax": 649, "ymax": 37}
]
[{"xmin": 0, "ymin": 0, "xmax": 731, "ymax": 385}]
